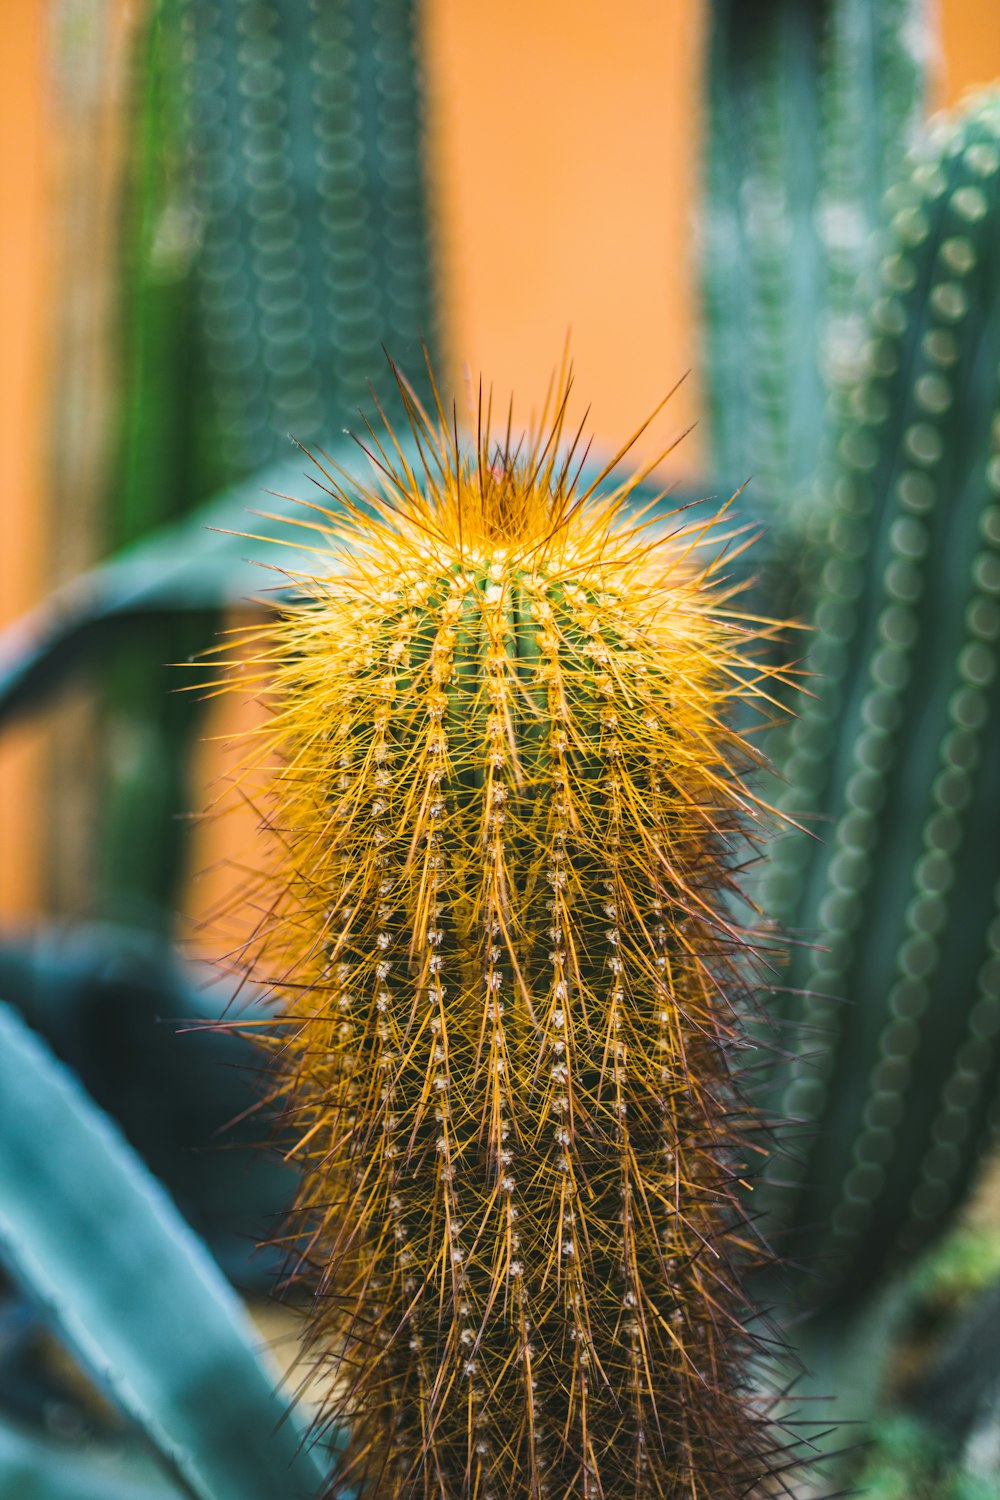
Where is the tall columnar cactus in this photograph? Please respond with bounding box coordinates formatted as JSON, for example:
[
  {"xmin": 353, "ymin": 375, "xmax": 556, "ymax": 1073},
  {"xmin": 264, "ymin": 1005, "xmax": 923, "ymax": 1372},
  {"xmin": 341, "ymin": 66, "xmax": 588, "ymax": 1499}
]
[
  {"xmin": 228, "ymin": 381, "xmax": 805, "ymax": 1498},
  {"xmin": 173, "ymin": 0, "xmax": 438, "ymax": 475},
  {"xmin": 94, "ymin": 0, "xmax": 440, "ymax": 926},
  {"xmin": 760, "ymin": 91, "xmax": 1000, "ymax": 1307},
  {"xmin": 703, "ymin": 0, "xmax": 928, "ymax": 529}
]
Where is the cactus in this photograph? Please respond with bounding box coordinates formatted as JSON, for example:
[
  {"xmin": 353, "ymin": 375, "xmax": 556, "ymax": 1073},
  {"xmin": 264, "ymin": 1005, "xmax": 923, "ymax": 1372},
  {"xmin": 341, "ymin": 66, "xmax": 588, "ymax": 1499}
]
[
  {"xmin": 703, "ymin": 0, "xmax": 928, "ymax": 529},
  {"xmin": 227, "ymin": 375, "xmax": 808, "ymax": 1498},
  {"xmin": 172, "ymin": 0, "xmax": 439, "ymax": 475},
  {"xmin": 100, "ymin": 0, "xmax": 222, "ymax": 926},
  {"xmin": 759, "ymin": 91, "xmax": 1000, "ymax": 1307},
  {"xmin": 93, "ymin": 0, "xmax": 441, "ymax": 925}
]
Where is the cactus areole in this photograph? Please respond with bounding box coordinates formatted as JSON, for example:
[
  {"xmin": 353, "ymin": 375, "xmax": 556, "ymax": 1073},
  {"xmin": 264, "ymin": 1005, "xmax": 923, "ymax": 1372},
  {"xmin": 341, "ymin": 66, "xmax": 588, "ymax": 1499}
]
[{"xmin": 232, "ymin": 370, "xmax": 804, "ymax": 1498}]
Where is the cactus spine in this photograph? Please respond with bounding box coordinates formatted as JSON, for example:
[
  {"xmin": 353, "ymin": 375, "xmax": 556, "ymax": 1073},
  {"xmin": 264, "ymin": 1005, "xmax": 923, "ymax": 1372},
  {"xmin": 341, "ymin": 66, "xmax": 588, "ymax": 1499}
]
[{"xmin": 232, "ymin": 378, "xmax": 801, "ymax": 1498}]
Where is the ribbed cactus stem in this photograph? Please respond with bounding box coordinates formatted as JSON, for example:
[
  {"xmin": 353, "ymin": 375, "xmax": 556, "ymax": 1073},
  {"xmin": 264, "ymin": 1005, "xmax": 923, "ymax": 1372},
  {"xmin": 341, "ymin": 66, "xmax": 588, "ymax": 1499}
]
[
  {"xmin": 702, "ymin": 0, "xmax": 929, "ymax": 528},
  {"xmin": 760, "ymin": 91, "xmax": 1000, "ymax": 1309},
  {"xmin": 230, "ymin": 378, "xmax": 802, "ymax": 1498}
]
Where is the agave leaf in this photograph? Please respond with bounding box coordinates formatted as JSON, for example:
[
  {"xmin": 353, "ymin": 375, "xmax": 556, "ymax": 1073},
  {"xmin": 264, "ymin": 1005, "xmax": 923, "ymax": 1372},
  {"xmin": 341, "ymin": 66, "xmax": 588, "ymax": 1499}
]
[
  {"xmin": 0, "ymin": 999, "xmax": 328, "ymax": 1500},
  {"xmin": 0, "ymin": 450, "xmax": 335, "ymax": 727},
  {"xmin": 0, "ymin": 922, "xmax": 293, "ymax": 1289},
  {"xmin": 0, "ymin": 424, "xmax": 755, "ymax": 730},
  {"xmin": 0, "ymin": 1413, "xmax": 174, "ymax": 1500}
]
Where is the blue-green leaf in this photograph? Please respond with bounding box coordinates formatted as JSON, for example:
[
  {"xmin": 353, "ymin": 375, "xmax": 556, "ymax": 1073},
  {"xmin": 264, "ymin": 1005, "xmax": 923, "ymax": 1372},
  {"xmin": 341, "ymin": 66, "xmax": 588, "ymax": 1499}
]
[
  {"xmin": 0, "ymin": 428, "xmax": 752, "ymax": 728},
  {"xmin": 0, "ymin": 449, "xmax": 327, "ymax": 726},
  {"xmin": 0, "ymin": 1414, "xmax": 173, "ymax": 1500},
  {"xmin": 0, "ymin": 999, "xmax": 327, "ymax": 1500},
  {"xmin": 0, "ymin": 922, "xmax": 293, "ymax": 1289}
]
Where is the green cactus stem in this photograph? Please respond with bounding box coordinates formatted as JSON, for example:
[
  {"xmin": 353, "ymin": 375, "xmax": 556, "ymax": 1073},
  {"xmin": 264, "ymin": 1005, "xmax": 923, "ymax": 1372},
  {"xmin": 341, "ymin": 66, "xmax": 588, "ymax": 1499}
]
[
  {"xmin": 762, "ymin": 91, "xmax": 1000, "ymax": 1308},
  {"xmin": 220, "ymin": 374, "xmax": 814, "ymax": 1499}
]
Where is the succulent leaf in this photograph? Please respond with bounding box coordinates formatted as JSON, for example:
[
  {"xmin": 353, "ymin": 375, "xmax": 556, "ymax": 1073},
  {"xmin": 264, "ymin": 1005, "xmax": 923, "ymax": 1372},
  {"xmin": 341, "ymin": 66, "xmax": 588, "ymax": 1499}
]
[{"xmin": 0, "ymin": 999, "xmax": 328, "ymax": 1500}]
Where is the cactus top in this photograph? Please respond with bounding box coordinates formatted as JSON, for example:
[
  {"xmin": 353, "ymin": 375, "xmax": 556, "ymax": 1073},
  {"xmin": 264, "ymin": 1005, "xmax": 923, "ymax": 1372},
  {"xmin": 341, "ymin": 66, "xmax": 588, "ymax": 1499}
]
[{"xmin": 226, "ymin": 375, "xmax": 806, "ymax": 1500}]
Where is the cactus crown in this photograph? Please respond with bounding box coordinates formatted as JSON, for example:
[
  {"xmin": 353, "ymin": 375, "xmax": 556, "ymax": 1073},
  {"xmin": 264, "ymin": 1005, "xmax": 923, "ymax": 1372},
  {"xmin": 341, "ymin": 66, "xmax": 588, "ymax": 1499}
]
[{"xmin": 227, "ymin": 371, "xmax": 804, "ymax": 1499}]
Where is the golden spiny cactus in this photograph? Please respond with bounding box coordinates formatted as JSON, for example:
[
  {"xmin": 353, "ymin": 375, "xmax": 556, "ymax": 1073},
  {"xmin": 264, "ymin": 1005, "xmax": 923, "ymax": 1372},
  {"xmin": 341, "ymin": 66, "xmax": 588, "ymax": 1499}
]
[{"xmin": 226, "ymin": 369, "xmax": 801, "ymax": 1499}]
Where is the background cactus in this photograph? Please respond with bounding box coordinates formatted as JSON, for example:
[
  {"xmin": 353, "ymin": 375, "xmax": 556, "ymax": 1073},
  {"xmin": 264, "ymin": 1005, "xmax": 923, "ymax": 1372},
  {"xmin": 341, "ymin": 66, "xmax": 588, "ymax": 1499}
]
[
  {"xmin": 755, "ymin": 90, "xmax": 1000, "ymax": 1310},
  {"xmin": 225, "ymin": 378, "xmax": 807, "ymax": 1499},
  {"xmin": 170, "ymin": 0, "xmax": 438, "ymax": 476},
  {"xmin": 703, "ymin": 0, "xmax": 928, "ymax": 532},
  {"xmin": 91, "ymin": 0, "xmax": 441, "ymax": 931},
  {"xmin": 704, "ymin": 0, "xmax": 1000, "ymax": 1321}
]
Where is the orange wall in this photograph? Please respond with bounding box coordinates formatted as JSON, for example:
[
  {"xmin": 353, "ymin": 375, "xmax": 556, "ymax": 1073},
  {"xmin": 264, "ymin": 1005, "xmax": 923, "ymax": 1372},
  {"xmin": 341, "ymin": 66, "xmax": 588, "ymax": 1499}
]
[
  {"xmin": 5, "ymin": 1, "xmax": 1000, "ymax": 925},
  {"xmin": 424, "ymin": 0, "xmax": 1000, "ymax": 483},
  {"xmin": 424, "ymin": 0, "xmax": 705, "ymax": 477},
  {"xmin": 941, "ymin": 5, "xmax": 1000, "ymax": 104},
  {"xmin": 0, "ymin": 0, "xmax": 50, "ymax": 920}
]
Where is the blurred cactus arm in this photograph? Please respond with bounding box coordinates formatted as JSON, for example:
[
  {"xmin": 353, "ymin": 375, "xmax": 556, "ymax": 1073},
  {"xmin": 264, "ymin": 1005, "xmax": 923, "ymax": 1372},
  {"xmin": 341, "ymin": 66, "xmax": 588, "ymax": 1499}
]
[
  {"xmin": 703, "ymin": 0, "xmax": 825, "ymax": 518},
  {"xmin": 702, "ymin": 0, "xmax": 929, "ymax": 531},
  {"xmin": 98, "ymin": 0, "xmax": 224, "ymax": 928},
  {"xmin": 95, "ymin": 0, "xmax": 442, "ymax": 926},
  {"xmin": 760, "ymin": 91, "xmax": 1000, "ymax": 1308},
  {"xmin": 171, "ymin": 0, "xmax": 439, "ymax": 473}
]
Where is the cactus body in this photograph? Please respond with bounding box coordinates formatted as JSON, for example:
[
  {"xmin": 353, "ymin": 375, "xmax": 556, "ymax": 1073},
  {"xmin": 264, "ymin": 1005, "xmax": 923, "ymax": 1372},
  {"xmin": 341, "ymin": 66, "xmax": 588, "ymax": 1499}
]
[
  {"xmin": 173, "ymin": 0, "xmax": 438, "ymax": 475},
  {"xmin": 96, "ymin": 0, "xmax": 440, "ymax": 923},
  {"xmin": 703, "ymin": 0, "xmax": 928, "ymax": 528},
  {"xmin": 761, "ymin": 93, "xmax": 1000, "ymax": 1306},
  {"xmin": 231, "ymin": 385, "xmax": 802, "ymax": 1498}
]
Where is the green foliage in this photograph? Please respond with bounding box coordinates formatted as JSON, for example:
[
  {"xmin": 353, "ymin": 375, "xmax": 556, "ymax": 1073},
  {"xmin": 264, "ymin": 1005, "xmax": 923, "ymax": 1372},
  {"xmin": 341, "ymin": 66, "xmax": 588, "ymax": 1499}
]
[
  {"xmin": 0, "ymin": 999, "xmax": 329, "ymax": 1500},
  {"xmin": 851, "ymin": 1417, "xmax": 995, "ymax": 1500},
  {"xmin": 833, "ymin": 1229, "xmax": 1000, "ymax": 1497},
  {"xmin": 907, "ymin": 1226, "xmax": 1000, "ymax": 1309}
]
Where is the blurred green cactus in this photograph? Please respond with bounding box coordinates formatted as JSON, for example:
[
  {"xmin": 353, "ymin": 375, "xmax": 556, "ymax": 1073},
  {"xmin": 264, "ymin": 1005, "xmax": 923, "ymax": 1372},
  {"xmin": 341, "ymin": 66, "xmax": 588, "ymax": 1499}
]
[
  {"xmin": 703, "ymin": 0, "xmax": 928, "ymax": 529},
  {"xmin": 755, "ymin": 90, "xmax": 1000, "ymax": 1303},
  {"xmin": 171, "ymin": 0, "xmax": 439, "ymax": 474},
  {"xmin": 98, "ymin": 0, "xmax": 441, "ymax": 928},
  {"xmin": 704, "ymin": 2, "xmax": 1000, "ymax": 1312}
]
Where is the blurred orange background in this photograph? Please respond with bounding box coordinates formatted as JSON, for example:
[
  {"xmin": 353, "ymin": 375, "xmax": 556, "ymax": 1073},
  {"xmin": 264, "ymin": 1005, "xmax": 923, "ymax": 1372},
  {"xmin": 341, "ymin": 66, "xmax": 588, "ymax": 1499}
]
[{"xmin": 3, "ymin": 0, "xmax": 1000, "ymax": 923}]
